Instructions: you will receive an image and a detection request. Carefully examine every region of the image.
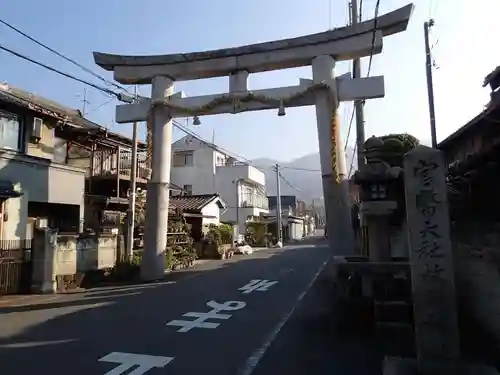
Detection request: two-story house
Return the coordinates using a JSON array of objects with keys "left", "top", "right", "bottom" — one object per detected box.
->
[
  {"left": 170, "top": 135, "right": 268, "bottom": 232},
  {"left": 0, "top": 83, "right": 92, "bottom": 241}
]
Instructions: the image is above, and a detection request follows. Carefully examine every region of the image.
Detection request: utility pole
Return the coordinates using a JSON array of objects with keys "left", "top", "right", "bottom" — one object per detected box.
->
[
  {"left": 351, "top": 0, "right": 366, "bottom": 168},
  {"left": 126, "top": 85, "right": 139, "bottom": 260},
  {"left": 275, "top": 164, "right": 282, "bottom": 244},
  {"left": 234, "top": 178, "right": 241, "bottom": 244},
  {"left": 424, "top": 19, "right": 438, "bottom": 148}
]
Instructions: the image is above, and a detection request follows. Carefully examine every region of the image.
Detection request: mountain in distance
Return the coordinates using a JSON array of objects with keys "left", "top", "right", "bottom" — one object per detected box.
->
[{"left": 253, "top": 146, "right": 356, "bottom": 204}]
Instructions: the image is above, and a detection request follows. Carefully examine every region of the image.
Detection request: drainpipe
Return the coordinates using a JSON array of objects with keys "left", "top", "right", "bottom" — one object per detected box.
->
[
  {"left": 234, "top": 179, "right": 240, "bottom": 242},
  {"left": 0, "top": 200, "right": 4, "bottom": 240}
]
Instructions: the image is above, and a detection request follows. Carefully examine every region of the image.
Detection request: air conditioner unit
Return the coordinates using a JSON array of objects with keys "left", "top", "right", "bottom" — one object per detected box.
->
[
  {"left": 31, "top": 117, "right": 43, "bottom": 143},
  {"left": 35, "top": 217, "right": 48, "bottom": 229}
]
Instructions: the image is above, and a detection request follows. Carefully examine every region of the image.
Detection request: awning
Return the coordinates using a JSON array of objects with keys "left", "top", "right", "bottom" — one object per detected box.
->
[{"left": 0, "top": 180, "right": 22, "bottom": 199}]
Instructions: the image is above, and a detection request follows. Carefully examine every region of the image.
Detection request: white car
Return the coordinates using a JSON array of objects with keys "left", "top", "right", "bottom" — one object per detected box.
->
[{"left": 236, "top": 245, "right": 253, "bottom": 255}]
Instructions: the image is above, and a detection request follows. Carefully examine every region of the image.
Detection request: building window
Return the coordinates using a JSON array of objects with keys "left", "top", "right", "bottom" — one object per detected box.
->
[
  {"left": 183, "top": 184, "right": 193, "bottom": 196},
  {"left": 0, "top": 110, "right": 21, "bottom": 151},
  {"left": 173, "top": 152, "right": 194, "bottom": 167},
  {"left": 216, "top": 155, "right": 226, "bottom": 166}
]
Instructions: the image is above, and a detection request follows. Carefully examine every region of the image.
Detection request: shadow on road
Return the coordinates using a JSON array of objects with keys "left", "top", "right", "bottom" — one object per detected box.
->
[
  {"left": 249, "top": 252, "right": 383, "bottom": 375},
  {"left": 0, "top": 243, "right": 332, "bottom": 373},
  {"left": 0, "top": 237, "right": 382, "bottom": 375}
]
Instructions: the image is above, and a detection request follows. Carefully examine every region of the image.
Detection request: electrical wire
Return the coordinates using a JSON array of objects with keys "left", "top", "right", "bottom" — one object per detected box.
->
[
  {"left": 348, "top": 142, "right": 358, "bottom": 178},
  {"left": 344, "top": 101, "right": 356, "bottom": 152},
  {"left": 365, "top": 0, "right": 381, "bottom": 79},
  {"left": 346, "top": 0, "right": 381, "bottom": 176},
  {"left": 171, "top": 120, "right": 324, "bottom": 175},
  {"left": 280, "top": 166, "right": 321, "bottom": 173},
  {"left": 0, "top": 18, "right": 128, "bottom": 93},
  {"left": 0, "top": 44, "right": 120, "bottom": 99},
  {"left": 88, "top": 97, "right": 116, "bottom": 113},
  {"left": 0, "top": 40, "right": 320, "bottom": 176},
  {"left": 0, "top": 26, "right": 329, "bottom": 177},
  {"left": 279, "top": 172, "right": 301, "bottom": 193},
  {"left": 171, "top": 119, "right": 270, "bottom": 171}
]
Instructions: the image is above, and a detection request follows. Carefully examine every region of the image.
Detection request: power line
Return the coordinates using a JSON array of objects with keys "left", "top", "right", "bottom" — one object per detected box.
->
[
  {"left": 344, "top": 101, "right": 356, "bottom": 152},
  {"left": 365, "top": 0, "right": 381, "bottom": 79},
  {"left": 171, "top": 119, "right": 269, "bottom": 170},
  {"left": 0, "top": 31, "right": 324, "bottom": 176},
  {"left": 348, "top": 142, "right": 358, "bottom": 178},
  {"left": 0, "top": 18, "right": 128, "bottom": 93},
  {"left": 279, "top": 172, "right": 301, "bottom": 193},
  {"left": 88, "top": 97, "right": 116, "bottom": 113},
  {"left": 280, "top": 166, "right": 321, "bottom": 173},
  {"left": 346, "top": 0, "right": 381, "bottom": 175},
  {"left": 0, "top": 44, "right": 116, "bottom": 98},
  {"left": 171, "top": 120, "right": 324, "bottom": 175},
  {"left": 0, "top": 44, "right": 136, "bottom": 103}
]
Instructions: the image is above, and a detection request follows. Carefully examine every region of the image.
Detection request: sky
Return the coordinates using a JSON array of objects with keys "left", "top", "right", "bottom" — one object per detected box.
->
[{"left": 1, "top": 0, "right": 499, "bottom": 163}]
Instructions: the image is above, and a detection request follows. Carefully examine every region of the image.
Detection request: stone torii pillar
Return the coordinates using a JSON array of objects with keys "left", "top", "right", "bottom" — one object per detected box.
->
[
  {"left": 312, "top": 55, "right": 355, "bottom": 255},
  {"left": 141, "top": 76, "right": 174, "bottom": 281}
]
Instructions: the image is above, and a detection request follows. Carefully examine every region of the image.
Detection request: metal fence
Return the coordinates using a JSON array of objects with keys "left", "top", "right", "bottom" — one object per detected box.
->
[{"left": 0, "top": 239, "right": 33, "bottom": 295}]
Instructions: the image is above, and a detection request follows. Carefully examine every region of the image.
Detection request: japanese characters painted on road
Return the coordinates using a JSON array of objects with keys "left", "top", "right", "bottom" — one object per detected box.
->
[
  {"left": 99, "top": 352, "right": 174, "bottom": 375},
  {"left": 166, "top": 300, "right": 246, "bottom": 332},
  {"left": 403, "top": 146, "right": 460, "bottom": 373},
  {"left": 239, "top": 279, "right": 278, "bottom": 294}
]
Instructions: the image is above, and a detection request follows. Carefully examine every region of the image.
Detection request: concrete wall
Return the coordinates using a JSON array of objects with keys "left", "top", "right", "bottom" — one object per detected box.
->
[
  {"left": 24, "top": 113, "right": 67, "bottom": 162},
  {"left": 32, "top": 230, "right": 119, "bottom": 293},
  {"left": 170, "top": 139, "right": 268, "bottom": 228},
  {"left": 216, "top": 164, "right": 266, "bottom": 187},
  {"left": 56, "top": 233, "right": 118, "bottom": 273},
  {"left": 171, "top": 147, "right": 217, "bottom": 194},
  {"left": 201, "top": 202, "right": 222, "bottom": 226},
  {"left": 289, "top": 220, "right": 304, "bottom": 240},
  {"left": 0, "top": 151, "right": 85, "bottom": 240}
]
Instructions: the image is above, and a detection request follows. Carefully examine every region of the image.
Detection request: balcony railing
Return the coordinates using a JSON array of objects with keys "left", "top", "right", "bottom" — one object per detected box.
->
[
  {"left": 91, "top": 149, "right": 151, "bottom": 181},
  {"left": 240, "top": 192, "right": 268, "bottom": 210}
]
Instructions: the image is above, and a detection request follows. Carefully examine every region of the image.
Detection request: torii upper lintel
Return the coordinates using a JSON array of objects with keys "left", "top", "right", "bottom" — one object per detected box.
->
[{"left": 93, "top": 4, "right": 414, "bottom": 84}]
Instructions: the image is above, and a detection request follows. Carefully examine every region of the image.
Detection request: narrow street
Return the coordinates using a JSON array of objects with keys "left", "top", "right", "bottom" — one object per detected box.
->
[{"left": 0, "top": 237, "right": 378, "bottom": 375}]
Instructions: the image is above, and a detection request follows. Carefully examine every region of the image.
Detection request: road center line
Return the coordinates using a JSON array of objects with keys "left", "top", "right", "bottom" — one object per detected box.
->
[{"left": 236, "top": 253, "right": 330, "bottom": 375}]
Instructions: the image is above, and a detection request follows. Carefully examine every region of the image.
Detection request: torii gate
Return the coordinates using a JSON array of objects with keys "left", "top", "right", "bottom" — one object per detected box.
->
[{"left": 93, "top": 3, "right": 414, "bottom": 281}]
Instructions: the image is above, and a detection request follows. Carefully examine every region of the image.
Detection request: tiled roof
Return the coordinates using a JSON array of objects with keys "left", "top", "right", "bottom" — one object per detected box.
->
[
  {"left": 0, "top": 84, "right": 99, "bottom": 129},
  {"left": 169, "top": 194, "right": 224, "bottom": 212},
  {"left": 0, "top": 83, "right": 146, "bottom": 149}
]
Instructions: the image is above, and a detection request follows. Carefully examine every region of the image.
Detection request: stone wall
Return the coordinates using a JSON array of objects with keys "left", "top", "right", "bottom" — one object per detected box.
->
[
  {"left": 31, "top": 230, "right": 119, "bottom": 293},
  {"left": 55, "top": 233, "right": 118, "bottom": 274}
]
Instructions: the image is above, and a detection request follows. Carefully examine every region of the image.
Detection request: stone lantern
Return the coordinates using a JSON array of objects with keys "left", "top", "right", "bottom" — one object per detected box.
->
[{"left": 353, "top": 136, "right": 404, "bottom": 262}]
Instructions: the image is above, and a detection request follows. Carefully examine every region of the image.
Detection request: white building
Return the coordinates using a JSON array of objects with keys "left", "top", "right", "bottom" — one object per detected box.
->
[{"left": 170, "top": 136, "right": 268, "bottom": 233}]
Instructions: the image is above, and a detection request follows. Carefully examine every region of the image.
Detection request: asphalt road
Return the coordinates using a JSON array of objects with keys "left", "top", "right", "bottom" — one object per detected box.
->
[{"left": 0, "top": 240, "right": 334, "bottom": 375}]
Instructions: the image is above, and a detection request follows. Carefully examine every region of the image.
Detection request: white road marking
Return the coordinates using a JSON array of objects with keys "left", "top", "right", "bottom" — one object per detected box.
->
[
  {"left": 166, "top": 300, "right": 246, "bottom": 332},
  {"left": 236, "top": 256, "right": 330, "bottom": 375},
  {"left": 99, "top": 352, "right": 173, "bottom": 375},
  {"left": 239, "top": 279, "right": 278, "bottom": 294}
]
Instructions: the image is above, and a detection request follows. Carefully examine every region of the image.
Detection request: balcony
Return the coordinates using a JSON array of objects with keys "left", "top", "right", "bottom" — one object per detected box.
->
[
  {"left": 240, "top": 192, "right": 269, "bottom": 210},
  {"left": 90, "top": 149, "right": 151, "bottom": 183},
  {"left": 216, "top": 161, "right": 266, "bottom": 186}
]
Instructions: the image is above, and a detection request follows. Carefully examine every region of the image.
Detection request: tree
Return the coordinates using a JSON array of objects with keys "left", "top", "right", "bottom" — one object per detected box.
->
[
  {"left": 379, "top": 133, "right": 420, "bottom": 154},
  {"left": 134, "top": 188, "right": 147, "bottom": 226}
]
